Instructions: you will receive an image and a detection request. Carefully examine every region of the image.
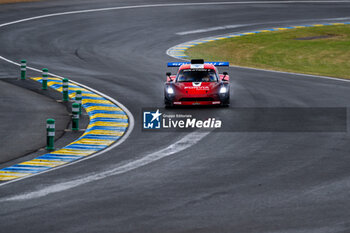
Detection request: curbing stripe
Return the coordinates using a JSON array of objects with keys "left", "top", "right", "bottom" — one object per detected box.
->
[
  {"left": 77, "top": 139, "right": 115, "bottom": 145},
  {"left": 36, "top": 155, "right": 81, "bottom": 162},
  {"left": 83, "top": 130, "right": 124, "bottom": 136},
  {"left": 87, "top": 110, "right": 126, "bottom": 115},
  {"left": 89, "top": 117, "right": 129, "bottom": 123},
  {"left": 0, "top": 76, "right": 129, "bottom": 181},
  {"left": 0, "top": 171, "right": 29, "bottom": 177},
  {"left": 65, "top": 144, "right": 108, "bottom": 150},
  {"left": 85, "top": 126, "right": 127, "bottom": 131},
  {"left": 88, "top": 122, "right": 128, "bottom": 127},
  {"left": 2, "top": 168, "right": 44, "bottom": 173},
  {"left": 81, "top": 135, "right": 120, "bottom": 140},
  {"left": 90, "top": 113, "right": 128, "bottom": 119},
  {"left": 85, "top": 106, "right": 122, "bottom": 111},
  {"left": 84, "top": 103, "right": 116, "bottom": 107}
]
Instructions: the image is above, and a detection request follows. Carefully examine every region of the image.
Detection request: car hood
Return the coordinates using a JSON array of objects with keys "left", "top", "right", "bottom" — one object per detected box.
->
[{"left": 174, "top": 82, "right": 220, "bottom": 94}]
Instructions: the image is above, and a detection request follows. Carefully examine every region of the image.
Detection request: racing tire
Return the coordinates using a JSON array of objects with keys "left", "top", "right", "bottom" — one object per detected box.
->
[
  {"left": 164, "top": 98, "right": 173, "bottom": 108},
  {"left": 221, "top": 95, "right": 230, "bottom": 107}
]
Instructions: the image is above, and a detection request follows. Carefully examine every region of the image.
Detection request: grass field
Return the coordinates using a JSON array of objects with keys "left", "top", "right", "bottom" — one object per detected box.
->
[{"left": 186, "top": 25, "right": 350, "bottom": 79}]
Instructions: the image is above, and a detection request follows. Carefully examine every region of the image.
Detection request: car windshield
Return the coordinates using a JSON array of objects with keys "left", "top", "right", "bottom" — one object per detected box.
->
[{"left": 177, "top": 69, "right": 218, "bottom": 82}]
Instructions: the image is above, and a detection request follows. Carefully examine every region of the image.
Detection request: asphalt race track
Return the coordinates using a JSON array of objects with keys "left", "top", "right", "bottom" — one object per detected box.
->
[
  {"left": 0, "top": 79, "right": 69, "bottom": 164},
  {"left": 1, "top": 0, "right": 350, "bottom": 232}
]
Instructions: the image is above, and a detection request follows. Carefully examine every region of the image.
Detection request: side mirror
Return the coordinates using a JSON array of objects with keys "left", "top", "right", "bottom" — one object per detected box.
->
[
  {"left": 222, "top": 72, "right": 228, "bottom": 81},
  {"left": 166, "top": 72, "right": 173, "bottom": 82}
]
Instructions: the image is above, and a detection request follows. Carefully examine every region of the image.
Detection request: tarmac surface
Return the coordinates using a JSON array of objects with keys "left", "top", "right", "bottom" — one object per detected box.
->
[
  {"left": 0, "top": 78, "right": 69, "bottom": 164},
  {"left": 1, "top": 0, "right": 350, "bottom": 232}
]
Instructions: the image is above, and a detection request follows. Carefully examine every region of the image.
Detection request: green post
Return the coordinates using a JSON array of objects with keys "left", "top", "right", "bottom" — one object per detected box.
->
[
  {"left": 42, "top": 68, "right": 48, "bottom": 90},
  {"left": 20, "top": 60, "right": 26, "bottom": 80},
  {"left": 75, "top": 90, "right": 82, "bottom": 115},
  {"left": 72, "top": 103, "right": 79, "bottom": 131},
  {"left": 46, "top": 119, "right": 55, "bottom": 151},
  {"left": 62, "top": 78, "right": 69, "bottom": 102}
]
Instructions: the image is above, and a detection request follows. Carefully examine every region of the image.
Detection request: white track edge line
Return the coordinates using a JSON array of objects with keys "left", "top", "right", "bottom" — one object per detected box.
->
[
  {"left": 1, "top": 2, "right": 350, "bottom": 29},
  {"left": 2, "top": 131, "right": 211, "bottom": 201}
]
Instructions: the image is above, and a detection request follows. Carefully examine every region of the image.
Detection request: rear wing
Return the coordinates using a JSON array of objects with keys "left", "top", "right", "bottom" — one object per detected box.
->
[{"left": 167, "top": 62, "right": 229, "bottom": 67}]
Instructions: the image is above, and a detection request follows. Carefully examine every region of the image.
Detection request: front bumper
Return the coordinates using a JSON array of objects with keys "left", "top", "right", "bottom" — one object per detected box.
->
[
  {"left": 172, "top": 100, "right": 221, "bottom": 105},
  {"left": 164, "top": 86, "right": 230, "bottom": 106}
]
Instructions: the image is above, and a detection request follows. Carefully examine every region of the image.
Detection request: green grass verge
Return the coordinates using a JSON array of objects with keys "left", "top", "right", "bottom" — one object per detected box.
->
[{"left": 186, "top": 25, "right": 350, "bottom": 79}]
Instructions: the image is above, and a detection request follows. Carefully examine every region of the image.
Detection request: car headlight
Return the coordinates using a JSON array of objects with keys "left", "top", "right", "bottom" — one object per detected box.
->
[
  {"left": 219, "top": 86, "right": 228, "bottom": 94},
  {"left": 167, "top": 86, "right": 174, "bottom": 94}
]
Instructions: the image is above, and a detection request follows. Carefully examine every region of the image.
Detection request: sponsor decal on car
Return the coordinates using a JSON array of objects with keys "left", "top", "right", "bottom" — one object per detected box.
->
[{"left": 184, "top": 86, "right": 209, "bottom": 89}]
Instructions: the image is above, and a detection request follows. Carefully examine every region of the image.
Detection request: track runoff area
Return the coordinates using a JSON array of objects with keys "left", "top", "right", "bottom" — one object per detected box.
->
[{"left": 167, "top": 22, "right": 350, "bottom": 62}]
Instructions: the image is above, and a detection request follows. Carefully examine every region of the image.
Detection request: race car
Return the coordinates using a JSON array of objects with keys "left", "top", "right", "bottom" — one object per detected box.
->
[{"left": 164, "top": 59, "right": 230, "bottom": 107}]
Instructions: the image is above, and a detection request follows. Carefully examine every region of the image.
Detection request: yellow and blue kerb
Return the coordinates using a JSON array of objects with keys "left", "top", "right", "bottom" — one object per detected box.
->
[
  {"left": 167, "top": 22, "right": 350, "bottom": 59},
  {"left": 0, "top": 77, "right": 128, "bottom": 181}
]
